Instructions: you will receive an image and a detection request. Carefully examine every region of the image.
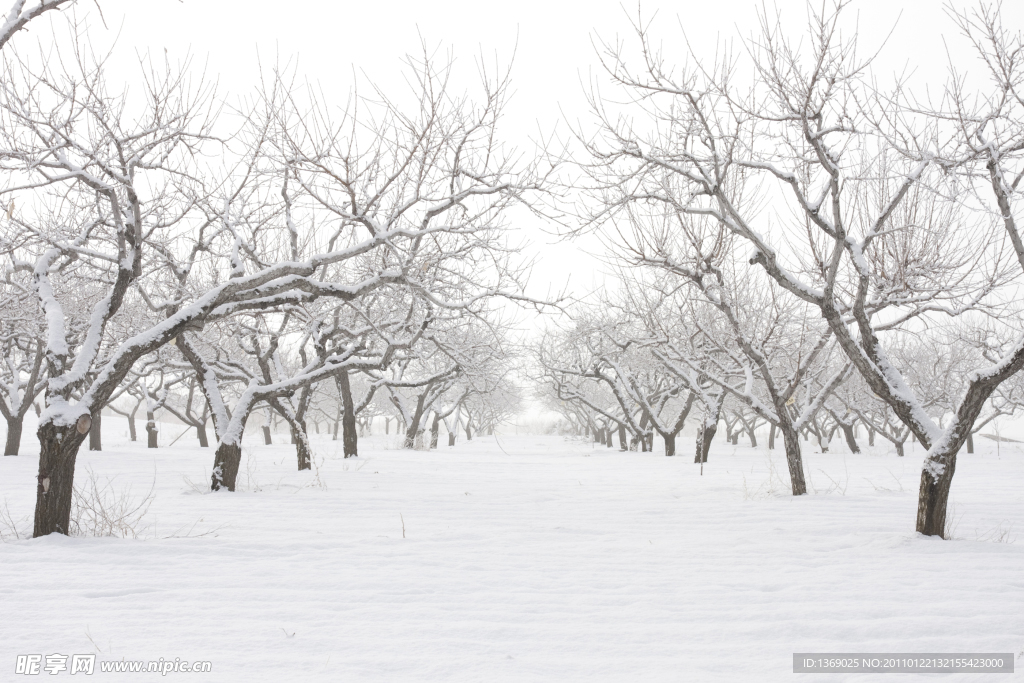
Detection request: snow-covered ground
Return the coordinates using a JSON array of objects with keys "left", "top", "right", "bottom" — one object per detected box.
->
[{"left": 2, "top": 421, "right": 1023, "bottom": 681}]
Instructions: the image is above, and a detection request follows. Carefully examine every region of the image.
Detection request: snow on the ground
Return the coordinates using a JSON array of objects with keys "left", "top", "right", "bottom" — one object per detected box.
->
[{"left": 1, "top": 425, "right": 1023, "bottom": 682}]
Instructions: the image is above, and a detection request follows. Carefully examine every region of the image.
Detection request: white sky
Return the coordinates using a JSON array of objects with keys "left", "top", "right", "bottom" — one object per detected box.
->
[{"left": 33, "top": 0, "right": 1024, "bottom": 331}]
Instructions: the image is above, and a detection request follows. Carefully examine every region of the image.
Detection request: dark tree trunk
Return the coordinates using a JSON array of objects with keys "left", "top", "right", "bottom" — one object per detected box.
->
[
  {"left": 465, "top": 423, "right": 472, "bottom": 441},
  {"left": 127, "top": 413, "right": 137, "bottom": 442},
  {"left": 448, "top": 430, "right": 456, "bottom": 446},
  {"left": 663, "top": 432, "right": 676, "bottom": 457},
  {"left": 868, "top": 428, "right": 875, "bottom": 446},
  {"left": 196, "top": 421, "right": 210, "bottom": 448},
  {"left": 768, "top": 423, "right": 776, "bottom": 450},
  {"left": 731, "top": 432, "right": 739, "bottom": 445},
  {"left": 89, "top": 410, "right": 102, "bottom": 451},
  {"left": 966, "top": 432, "right": 974, "bottom": 454},
  {"left": 618, "top": 423, "right": 627, "bottom": 451},
  {"left": 33, "top": 421, "right": 88, "bottom": 536},
  {"left": 338, "top": 371, "right": 358, "bottom": 458},
  {"left": 292, "top": 422, "right": 311, "bottom": 471},
  {"left": 262, "top": 425, "right": 272, "bottom": 445},
  {"left": 146, "top": 411, "right": 158, "bottom": 448},
  {"left": 895, "top": 441, "right": 905, "bottom": 457},
  {"left": 779, "top": 422, "right": 808, "bottom": 496},
  {"left": 405, "top": 394, "right": 429, "bottom": 450},
  {"left": 4, "top": 416, "right": 23, "bottom": 455},
  {"left": 695, "top": 422, "right": 717, "bottom": 463},
  {"left": 211, "top": 442, "right": 243, "bottom": 491},
  {"left": 917, "top": 451, "right": 958, "bottom": 537},
  {"left": 841, "top": 423, "right": 860, "bottom": 454},
  {"left": 746, "top": 426, "right": 757, "bottom": 448}
]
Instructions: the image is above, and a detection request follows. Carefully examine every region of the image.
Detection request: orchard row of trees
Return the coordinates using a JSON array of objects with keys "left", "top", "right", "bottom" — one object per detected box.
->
[
  {"left": 0, "top": 3, "right": 542, "bottom": 536},
  {"left": 531, "top": 0, "right": 1024, "bottom": 538}
]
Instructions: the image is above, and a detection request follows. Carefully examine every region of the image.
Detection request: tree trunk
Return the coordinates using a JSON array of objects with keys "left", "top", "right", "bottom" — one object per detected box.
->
[
  {"left": 146, "top": 411, "right": 158, "bottom": 448},
  {"left": 292, "top": 422, "right": 311, "bottom": 471},
  {"left": 89, "top": 410, "right": 102, "bottom": 451},
  {"left": 211, "top": 441, "right": 243, "bottom": 491},
  {"left": 448, "top": 430, "right": 456, "bottom": 446},
  {"left": 731, "top": 432, "right": 739, "bottom": 445},
  {"left": 966, "top": 432, "right": 974, "bottom": 454},
  {"left": 262, "top": 425, "right": 272, "bottom": 445},
  {"left": 33, "top": 421, "right": 87, "bottom": 536},
  {"left": 663, "top": 432, "right": 676, "bottom": 457},
  {"left": 695, "top": 422, "right": 717, "bottom": 463},
  {"left": 895, "top": 441, "right": 905, "bottom": 457},
  {"left": 385, "top": 417, "right": 391, "bottom": 435},
  {"left": 768, "top": 423, "right": 776, "bottom": 450},
  {"left": 779, "top": 422, "right": 808, "bottom": 496},
  {"left": 196, "top": 421, "right": 210, "bottom": 448},
  {"left": 4, "top": 415, "right": 23, "bottom": 455},
  {"left": 465, "top": 423, "right": 472, "bottom": 441},
  {"left": 338, "top": 371, "right": 358, "bottom": 458},
  {"left": 816, "top": 428, "right": 829, "bottom": 453},
  {"left": 127, "top": 413, "right": 137, "bottom": 442},
  {"left": 868, "top": 428, "right": 875, "bottom": 446},
  {"left": 430, "top": 413, "right": 440, "bottom": 449},
  {"left": 841, "top": 423, "right": 860, "bottom": 454},
  {"left": 916, "top": 451, "right": 958, "bottom": 537},
  {"left": 618, "top": 423, "right": 627, "bottom": 451},
  {"left": 747, "top": 426, "right": 757, "bottom": 448}
]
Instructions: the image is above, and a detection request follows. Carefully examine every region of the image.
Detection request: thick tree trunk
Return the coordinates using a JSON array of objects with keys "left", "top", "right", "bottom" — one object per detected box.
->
[
  {"left": 731, "top": 432, "right": 739, "bottom": 445},
  {"left": 127, "top": 413, "right": 137, "bottom": 442},
  {"left": 89, "top": 410, "right": 102, "bottom": 451},
  {"left": 895, "top": 441, "right": 905, "bottom": 457},
  {"left": 146, "top": 410, "right": 158, "bottom": 448},
  {"left": 33, "top": 420, "right": 88, "bottom": 536},
  {"left": 663, "top": 432, "right": 676, "bottom": 457},
  {"left": 211, "top": 442, "right": 243, "bottom": 492},
  {"left": 4, "top": 416, "right": 23, "bottom": 455},
  {"left": 465, "top": 423, "right": 472, "bottom": 441},
  {"left": 841, "top": 424, "right": 859, "bottom": 454},
  {"left": 747, "top": 426, "right": 757, "bottom": 448},
  {"left": 695, "top": 422, "right": 717, "bottom": 463},
  {"left": 196, "top": 421, "right": 210, "bottom": 448},
  {"left": 779, "top": 422, "right": 807, "bottom": 496},
  {"left": 916, "top": 449, "right": 958, "bottom": 537},
  {"left": 618, "top": 423, "right": 627, "bottom": 451},
  {"left": 966, "top": 432, "right": 974, "bottom": 454},
  {"left": 338, "top": 371, "right": 358, "bottom": 458},
  {"left": 262, "top": 425, "right": 272, "bottom": 445},
  {"left": 768, "top": 423, "right": 776, "bottom": 450},
  {"left": 448, "top": 430, "right": 456, "bottom": 446}
]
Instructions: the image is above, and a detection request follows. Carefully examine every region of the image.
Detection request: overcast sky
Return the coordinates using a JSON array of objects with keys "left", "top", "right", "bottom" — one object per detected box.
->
[{"left": 43, "top": 0, "right": 1024, "bottom": 327}]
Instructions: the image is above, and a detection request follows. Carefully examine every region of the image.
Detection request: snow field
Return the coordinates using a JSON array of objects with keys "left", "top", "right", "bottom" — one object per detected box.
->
[{"left": 1, "top": 428, "right": 1023, "bottom": 682}]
